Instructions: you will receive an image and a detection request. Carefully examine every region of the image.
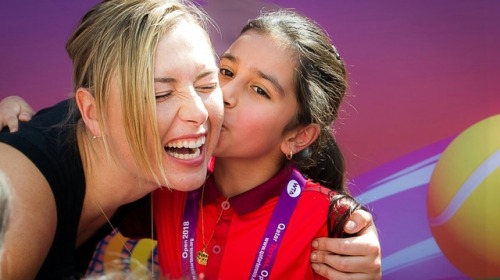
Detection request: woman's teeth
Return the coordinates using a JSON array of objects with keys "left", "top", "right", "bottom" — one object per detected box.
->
[{"left": 165, "top": 136, "right": 205, "bottom": 159}]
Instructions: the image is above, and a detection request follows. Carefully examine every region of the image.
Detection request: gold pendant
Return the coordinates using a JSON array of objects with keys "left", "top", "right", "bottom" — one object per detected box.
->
[{"left": 197, "top": 248, "right": 209, "bottom": 265}]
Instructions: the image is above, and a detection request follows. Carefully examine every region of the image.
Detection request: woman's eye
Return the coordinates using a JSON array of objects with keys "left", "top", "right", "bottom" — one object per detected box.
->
[
  {"left": 155, "top": 92, "right": 171, "bottom": 102},
  {"left": 219, "top": 68, "right": 234, "bottom": 78},
  {"left": 250, "top": 86, "right": 269, "bottom": 98},
  {"left": 196, "top": 83, "right": 219, "bottom": 93}
]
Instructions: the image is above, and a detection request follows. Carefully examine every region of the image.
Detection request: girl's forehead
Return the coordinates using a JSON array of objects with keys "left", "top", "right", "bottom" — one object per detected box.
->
[
  {"left": 224, "top": 31, "right": 297, "bottom": 97},
  {"left": 230, "top": 31, "right": 293, "bottom": 60}
]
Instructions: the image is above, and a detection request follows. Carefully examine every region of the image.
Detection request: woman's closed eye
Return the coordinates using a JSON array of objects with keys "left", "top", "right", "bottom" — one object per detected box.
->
[
  {"left": 196, "top": 83, "right": 219, "bottom": 94},
  {"left": 155, "top": 91, "right": 172, "bottom": 102}
]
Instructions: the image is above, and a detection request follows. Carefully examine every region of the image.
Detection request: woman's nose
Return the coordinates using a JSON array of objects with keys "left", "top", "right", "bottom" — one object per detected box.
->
[{"left": 179, "top": 91, "right": 209, "bottom": 125}]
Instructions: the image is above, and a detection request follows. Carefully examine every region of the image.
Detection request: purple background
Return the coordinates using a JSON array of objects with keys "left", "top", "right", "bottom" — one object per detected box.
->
[{"left": 1, "top": 1, "right": 499, "bottom": 278}]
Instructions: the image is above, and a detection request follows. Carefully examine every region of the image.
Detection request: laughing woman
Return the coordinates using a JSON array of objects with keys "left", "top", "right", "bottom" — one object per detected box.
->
[{"left": 0, "top": 0, "right": 223, "bottom": 278}]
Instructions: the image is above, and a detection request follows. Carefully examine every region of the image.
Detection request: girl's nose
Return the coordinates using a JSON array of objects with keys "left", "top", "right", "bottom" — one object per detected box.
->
[{"left": 221, "top": 81, "right": 237, "bottom": 109}]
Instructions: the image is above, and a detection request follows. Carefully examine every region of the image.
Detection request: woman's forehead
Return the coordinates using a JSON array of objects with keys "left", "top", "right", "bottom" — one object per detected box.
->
[{"left": 154, "top": 21, "right": 217, "bottom": 79}]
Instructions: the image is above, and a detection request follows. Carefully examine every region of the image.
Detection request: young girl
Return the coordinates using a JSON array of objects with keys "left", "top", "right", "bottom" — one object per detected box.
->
[{"left": 153, "top": 10, "right": 366, "bottom": 279}]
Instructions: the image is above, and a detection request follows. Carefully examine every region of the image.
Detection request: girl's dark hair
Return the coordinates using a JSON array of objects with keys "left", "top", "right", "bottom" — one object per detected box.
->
[
  {"left": 241, "top": 10, "right": 368, "bottom": 237},
  {"left": 241, "top": 10, "right": 346, "bottom": 192}
]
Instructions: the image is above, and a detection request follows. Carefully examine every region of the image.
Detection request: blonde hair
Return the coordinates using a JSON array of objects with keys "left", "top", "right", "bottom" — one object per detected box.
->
[{"left": 66, "top": 0, "right": 214, "bottom": 186}]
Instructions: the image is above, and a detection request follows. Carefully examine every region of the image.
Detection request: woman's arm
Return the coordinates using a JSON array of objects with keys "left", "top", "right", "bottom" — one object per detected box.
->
[
  {"left": 311, "top": 210, "right": 381, "bottom": 279},
  {"left": 0, "top": 143, "right": 57, "bottom": 279},
  {"left": 0, "top": 96, "right": 35, "bottom": 132}
]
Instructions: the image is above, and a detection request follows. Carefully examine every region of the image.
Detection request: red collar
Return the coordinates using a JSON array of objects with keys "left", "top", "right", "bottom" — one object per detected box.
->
[{"left": 203, "top": 164, "right": 294, "bottom": 215}]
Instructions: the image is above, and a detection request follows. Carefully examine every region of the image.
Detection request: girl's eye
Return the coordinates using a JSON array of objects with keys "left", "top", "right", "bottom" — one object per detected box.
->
[
  {"left": 250, "top": 85, "right": 269, "bottom": 98},
  {"left": 155, "top": 92, "right": 171, "bottom": 102},
  {"left": 219, "top": 68, "right": 234, "bottom": 78}
]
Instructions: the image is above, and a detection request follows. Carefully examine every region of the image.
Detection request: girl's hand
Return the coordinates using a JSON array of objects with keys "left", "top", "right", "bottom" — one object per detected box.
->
[
  {"left": 0, "top": 96, "right": 35, "bottom": 132},
  {"left": 311, "top": 210, "right": 381, "bottom": 279}
]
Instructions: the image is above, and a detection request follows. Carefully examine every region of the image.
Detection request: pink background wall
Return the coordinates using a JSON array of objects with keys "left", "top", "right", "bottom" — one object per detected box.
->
[{"left": 1, "top": 1, "right": 499, "bottom": 278}]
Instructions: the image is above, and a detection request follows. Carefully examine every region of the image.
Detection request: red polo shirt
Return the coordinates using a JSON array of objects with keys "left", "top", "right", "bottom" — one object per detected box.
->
[{"left": 154, "top": 165, "right": 330, "bottom": 280}]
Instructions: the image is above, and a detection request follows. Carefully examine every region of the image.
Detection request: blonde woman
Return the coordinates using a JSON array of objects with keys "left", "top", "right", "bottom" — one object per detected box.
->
[{"left": 0, "top": 0, "right": 223, "bottom": 278}]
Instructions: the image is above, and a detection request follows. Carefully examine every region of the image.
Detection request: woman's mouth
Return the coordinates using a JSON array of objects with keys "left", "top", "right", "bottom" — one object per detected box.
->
[{"left": 165, "top": 136, "right": 205, "bottom": 160}]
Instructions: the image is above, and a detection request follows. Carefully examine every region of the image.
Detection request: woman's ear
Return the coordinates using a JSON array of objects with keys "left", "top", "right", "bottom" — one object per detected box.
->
[
  {"left": 281, "top": 123, "right": 320, "bottom": 156},
  {"left": 75, "top": 88, "right": 101, "bottom": 138}
]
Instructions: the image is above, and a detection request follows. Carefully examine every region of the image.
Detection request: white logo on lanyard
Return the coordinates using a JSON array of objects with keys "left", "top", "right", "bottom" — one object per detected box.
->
[{"left": 287, "top": 179, "right": 301, "bottom": 198}]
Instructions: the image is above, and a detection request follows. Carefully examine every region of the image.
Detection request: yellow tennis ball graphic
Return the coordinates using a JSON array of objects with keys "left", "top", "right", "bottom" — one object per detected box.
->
[{"left": 427, "top": 115, "right": 500, "bottom": 278}]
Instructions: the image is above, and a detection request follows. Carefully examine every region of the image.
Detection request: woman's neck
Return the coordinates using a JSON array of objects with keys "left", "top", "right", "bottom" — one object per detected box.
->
[
  {"left": 212, "top": 157, "right": 285, "bottom": 198},
  {"left": 76, "top": 133, "right": 156, "bottom": 245},
  {"left": 78, "top": 133, "right": 155, "bottom": 213}
]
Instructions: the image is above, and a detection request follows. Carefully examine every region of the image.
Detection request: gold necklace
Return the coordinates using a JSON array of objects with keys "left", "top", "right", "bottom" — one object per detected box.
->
[
  {"left": 197, "top": 181, "right": 230, "bottom": 266},
  {"left": 92, "top": 195, "right": 131, "bottom": 252}
]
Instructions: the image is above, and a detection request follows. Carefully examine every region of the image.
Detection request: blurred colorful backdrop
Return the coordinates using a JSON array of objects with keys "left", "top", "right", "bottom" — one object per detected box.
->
[{"left": 1, "top": 1, "right": 499, "bottom": 279}]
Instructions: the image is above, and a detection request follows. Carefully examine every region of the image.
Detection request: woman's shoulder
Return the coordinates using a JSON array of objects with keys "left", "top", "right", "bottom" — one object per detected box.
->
[
  {"left": 0, "top": 99, "right": 82, "bottom": 188},
  {"left": 0, "top": 143, "right": 58, "bottom": 278},
  {"left": 0, "top": 142, "right": 50, "bottom": 190}
]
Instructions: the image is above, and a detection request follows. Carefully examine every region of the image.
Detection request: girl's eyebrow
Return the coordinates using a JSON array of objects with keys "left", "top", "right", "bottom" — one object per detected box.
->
[
  {"left": 221, "top": 52, "right": 285, "bottom": 96},
  {"left": 220, "top": 53, "right": 236, "bottom": 62}
]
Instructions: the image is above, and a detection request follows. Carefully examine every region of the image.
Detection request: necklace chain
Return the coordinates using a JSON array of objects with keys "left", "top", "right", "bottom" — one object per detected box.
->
[
  {"left": 198, "top": 177, "right": 229, "bottom": 265},
  {"left": 93, "top": 192, "right": 156, "bottom": 279},
  {"left": 92, "top": 195, "right": 133, "bottom": 254}
]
